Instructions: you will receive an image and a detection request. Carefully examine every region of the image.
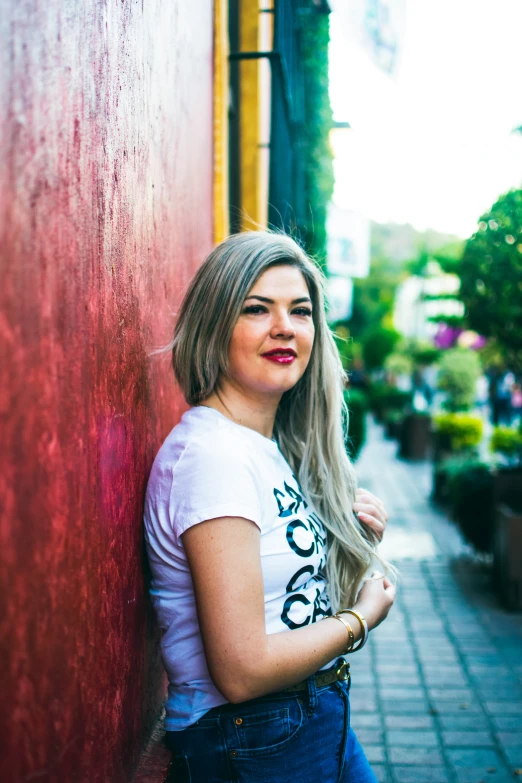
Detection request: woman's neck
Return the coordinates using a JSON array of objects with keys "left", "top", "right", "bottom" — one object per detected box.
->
[{"left": 202, "top": 384, "right": 281, "bottom": 440}]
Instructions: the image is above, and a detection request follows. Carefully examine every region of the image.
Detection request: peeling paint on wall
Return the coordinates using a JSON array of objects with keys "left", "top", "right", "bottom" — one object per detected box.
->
[{"left": 0, "top": 2, "right": 213, "bottom": 781}]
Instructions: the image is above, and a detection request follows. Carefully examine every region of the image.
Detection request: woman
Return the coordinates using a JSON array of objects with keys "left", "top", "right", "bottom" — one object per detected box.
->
[{"left": 144, "top": 231, "right": 397, "bottom": 783}]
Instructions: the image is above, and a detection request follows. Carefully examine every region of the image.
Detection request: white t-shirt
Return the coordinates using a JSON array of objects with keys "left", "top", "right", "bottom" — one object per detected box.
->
[{"left": 143, "top": 405, "right": 334, "bottom": 731}]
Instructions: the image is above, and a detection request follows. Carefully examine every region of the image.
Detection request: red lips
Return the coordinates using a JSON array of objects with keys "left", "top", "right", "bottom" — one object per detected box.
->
[
  {"left": 261, "top": 348, "right": 297, "bottom": 365},
  {"left": 261, "top": 348, "right": 297, "bottom": 357}
]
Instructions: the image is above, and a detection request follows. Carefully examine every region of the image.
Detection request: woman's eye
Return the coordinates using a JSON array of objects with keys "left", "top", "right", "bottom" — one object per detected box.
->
[{"left": 242, "top": 305, "right": 312, "bottom": 316}]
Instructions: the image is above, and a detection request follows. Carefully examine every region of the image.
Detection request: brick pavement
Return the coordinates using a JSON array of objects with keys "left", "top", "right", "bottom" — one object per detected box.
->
[{"left": 350, "top": 418, "right": 522, "bottom": 783}]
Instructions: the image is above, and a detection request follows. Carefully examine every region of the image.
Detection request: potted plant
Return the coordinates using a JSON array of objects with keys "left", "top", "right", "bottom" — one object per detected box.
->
[
  {"left": 398, "top": 411, "right": 432, "bottom": 460},
  {"left": 382, "top": 409, "right": 405, "bottom": 440},
  {"left": 432, "top": 412, "right": 483, "bottom": 463},
  {"left": 448, "top": 458, "right": 495, "bottom": 552},
  {"left": 367, "top": 382, "right": 412, "bottom": 424},
  {"left": 436, "top": 347, "right": 481, "bottom": 413},
  {"left": 495, "top": 503, "right": 522, "bottom": 610},
  {"left": 491, "top": 427, "right": 522, "bottom": 609}
]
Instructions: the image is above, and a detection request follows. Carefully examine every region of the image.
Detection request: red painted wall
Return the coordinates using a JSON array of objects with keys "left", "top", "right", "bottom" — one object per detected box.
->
[{"left": 0, "top": 2, "right": 213, "bottom": 781}]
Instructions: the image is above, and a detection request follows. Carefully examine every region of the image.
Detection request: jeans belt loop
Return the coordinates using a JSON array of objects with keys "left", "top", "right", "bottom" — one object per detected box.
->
[{"left": 306, "top": 672, "right": 318, "bottom": 717}]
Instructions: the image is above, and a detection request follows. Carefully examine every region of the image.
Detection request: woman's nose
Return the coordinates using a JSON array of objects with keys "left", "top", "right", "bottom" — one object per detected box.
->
[{"left": 270, "top": 311, "right": 295, "bottom": 338}]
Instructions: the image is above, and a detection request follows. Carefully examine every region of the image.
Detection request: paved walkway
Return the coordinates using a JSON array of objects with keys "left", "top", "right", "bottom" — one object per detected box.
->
[{"left": 350, "top": 418, "right": 522, "bottom": 783}]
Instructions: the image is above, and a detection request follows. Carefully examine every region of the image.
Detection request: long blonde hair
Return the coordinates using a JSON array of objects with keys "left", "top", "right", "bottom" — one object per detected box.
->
[{"left": 170, "top": 230, "right": 396, "bottom": 609}]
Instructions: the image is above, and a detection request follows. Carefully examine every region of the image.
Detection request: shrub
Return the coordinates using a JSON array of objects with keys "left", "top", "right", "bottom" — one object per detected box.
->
[
  {"left": 433, "top": 455, "right": 494, "bottom": 552},
  {"left": 450, "top": 460, "right": 495, "bottom": 552},
  {"left": 367, "top": 382, "right": 412, "bottom": 421},
  {"left": 344, "top": 388, "right": 368, "bottom": 461},
  {"left": 433, "top": 412, "right": 483, "bottom": 452},
  {"left": 490, "top": 426, "right": 522, "bottom": 463},
  {"left": 437, "top": 348, "right": 481, "bottom": 411}
]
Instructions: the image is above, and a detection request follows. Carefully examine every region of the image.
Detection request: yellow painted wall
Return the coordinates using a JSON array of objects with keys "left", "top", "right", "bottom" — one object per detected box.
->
[
  {"left": 213, "top": 0, "right": 230, "bottom": 243},
  {"left": 239, "top": 1, "right": 273, "bottom": 231}
]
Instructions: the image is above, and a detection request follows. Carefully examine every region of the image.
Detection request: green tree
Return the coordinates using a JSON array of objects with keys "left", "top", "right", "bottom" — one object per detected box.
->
[
  {"left": 362, "top": 326, "right": 401, "bottom": 371},
  {"left": 460, "top": 189, "right": 522, "bottom": 369},
  {"left": 437, "top": 348, "right": 481, "bottom": 411},
  {"left": 348, "top": 257, "right": 403, "bottom": 338}
]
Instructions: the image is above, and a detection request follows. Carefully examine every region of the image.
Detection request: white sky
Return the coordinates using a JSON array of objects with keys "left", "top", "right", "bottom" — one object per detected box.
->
[{"left": 329, "top": 0, "right": 522, "bottom": 238}]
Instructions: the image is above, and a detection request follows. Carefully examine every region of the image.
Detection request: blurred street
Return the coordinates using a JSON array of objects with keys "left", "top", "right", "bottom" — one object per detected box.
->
[{"left": 350, "top": 418, "right": 522, "bottom": 783}]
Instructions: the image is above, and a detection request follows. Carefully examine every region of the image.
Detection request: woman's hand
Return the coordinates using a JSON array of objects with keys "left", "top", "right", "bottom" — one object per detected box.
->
[
  {"left": 353, "top": 488, "right": 388, "bottom": 541},
  {"left": 353, "top": 573, "right": 396, "bottom": 631}
]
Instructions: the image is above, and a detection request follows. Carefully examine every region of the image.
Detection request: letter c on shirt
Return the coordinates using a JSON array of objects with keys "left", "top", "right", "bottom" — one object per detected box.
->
[
  {"left": 286, "top": 519, "right": 314, "bottom": 558},
  {"left": 281, "top": 593, "right": 311, "bottom": 629}
]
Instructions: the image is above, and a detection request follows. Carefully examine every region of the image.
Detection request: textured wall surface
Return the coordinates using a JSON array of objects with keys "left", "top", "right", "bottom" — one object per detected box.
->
[{"left": 0, "top": 2, "right": 213, "bottom": 781}]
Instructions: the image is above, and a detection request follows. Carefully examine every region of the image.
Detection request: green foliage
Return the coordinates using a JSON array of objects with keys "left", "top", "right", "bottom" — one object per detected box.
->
[
  {"left": 437, "top": 348, "right": 481, "bottom": 411},
  {"left": 420, "top": 292, "right": 462, "bottom": 302},
  {"left": 370, "top": 223, "right": 462, "bottom": 267},
  {"left": 427, "top": 314, "right": 466, "bottom": 329},
  {"left": 384, "top": 352, "right": 413, "bottom": 377},
  {"left": 344, "top": 225, "right": 463, "bottom": 360},
  {"left": 362, "top": 326, "right": 401, "bottom": 371},
  {"left": 490, "top": 427, "right": 522, "bottom": 462},
  {"left": 460, "top": 189, "right": 522, "bottom": 370},
  {"left": 412, "top": 345, "right": 441, "bottom": 366},
  {"left": 433, "top": 412, "right": 483, "bottom": 451},
  {"left": 432, "top": 244, "right": 465, "bottom": 275},
  {"left": 382, "top": 408, "right": 405, "bottom": 425},
  {"left": 477, "top": 339, "right": 506, "bottom": 372},
  {"left": 367, "top": 382, "right": 412, "bottom": 420},
  {"left": 349, "top": 258, "right": 404, "bottom": 338},
  {"left": 344, "top": 388, "right": 368, "bottom": 461},
  {"left": 333, "top": 326, "right": 362, "bottom": 371},
  {"left": 301, "top": 14, "right": 334, "bottom": 267},
  {"left": 396, "top": 338, "right": 441, "bottom": 366},
  {"left": 407, "top": 241, "right": 464, "bottom": 277}
]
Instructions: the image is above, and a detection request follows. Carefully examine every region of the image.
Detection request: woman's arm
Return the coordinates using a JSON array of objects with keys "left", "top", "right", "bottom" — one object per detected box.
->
[{"left": 182, "top": 516, "right": 395, "bottom": 704}]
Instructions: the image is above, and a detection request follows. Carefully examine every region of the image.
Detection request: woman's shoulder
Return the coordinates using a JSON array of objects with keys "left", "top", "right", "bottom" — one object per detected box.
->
[
  {"left": 148, "top": 407, "right": 268, "bottom": 535},
  {"left": 154, "top": 406, "right": 258, "bottom": 475}
]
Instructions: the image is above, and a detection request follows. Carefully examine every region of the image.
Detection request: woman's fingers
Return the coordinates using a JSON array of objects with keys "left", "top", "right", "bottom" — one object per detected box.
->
[
  {"left": 353, "top": 501, "right": 386, "bottom": 539},
  {"left": 354, "top": 488, "right": 389, "bottom": 543},
  {"left": 355, "top": 517, "right": 385, "bottom": 540},
  {"left": 355, "top": 488, "right": 388, "bottom": 521}
]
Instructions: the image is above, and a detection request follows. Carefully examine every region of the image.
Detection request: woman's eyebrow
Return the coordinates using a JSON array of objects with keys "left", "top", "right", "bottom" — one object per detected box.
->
[{"left": 244, "top": 295, "right": 312, "bottom": 305}]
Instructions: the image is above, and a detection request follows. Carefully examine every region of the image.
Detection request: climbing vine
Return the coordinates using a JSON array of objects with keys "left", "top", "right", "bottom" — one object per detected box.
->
[{"left": 300, "top": 12, "right": 334, "bottom": 271}]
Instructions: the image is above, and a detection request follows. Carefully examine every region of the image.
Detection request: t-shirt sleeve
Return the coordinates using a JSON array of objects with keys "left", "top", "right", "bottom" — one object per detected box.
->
[{"left": 168, "top": 439, "right": 263, "bottom": 542}]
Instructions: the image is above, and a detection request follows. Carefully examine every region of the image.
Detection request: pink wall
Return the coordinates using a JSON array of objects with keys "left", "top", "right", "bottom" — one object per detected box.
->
[{"left": 0, "top": 2, "right": 213, "bottom": 781}]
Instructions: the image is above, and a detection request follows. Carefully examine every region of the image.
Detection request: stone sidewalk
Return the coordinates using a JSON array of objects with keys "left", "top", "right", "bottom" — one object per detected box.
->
[{"left": 350, "top": 418, "right": 522, "bottom": 783}]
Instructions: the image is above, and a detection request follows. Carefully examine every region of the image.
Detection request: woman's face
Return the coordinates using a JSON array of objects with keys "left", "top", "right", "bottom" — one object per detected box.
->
[{"left": 227, "top": 265, "right": 315, "bottom": 398}]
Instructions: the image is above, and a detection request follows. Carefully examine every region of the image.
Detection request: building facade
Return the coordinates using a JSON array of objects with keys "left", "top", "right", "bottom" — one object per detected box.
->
[{"left": 0, "top": 3, "right": 213, "bottom": 781}]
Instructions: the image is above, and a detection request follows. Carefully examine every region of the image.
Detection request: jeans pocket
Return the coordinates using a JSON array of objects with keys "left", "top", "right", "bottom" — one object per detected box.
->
[{"left": 227, "top": 696, "right": 305, "bottom": 758}]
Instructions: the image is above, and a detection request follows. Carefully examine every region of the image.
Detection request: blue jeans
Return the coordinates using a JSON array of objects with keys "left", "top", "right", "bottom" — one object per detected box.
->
[{"left": 165, "top": 659, "right": 378, "bottom": 783}]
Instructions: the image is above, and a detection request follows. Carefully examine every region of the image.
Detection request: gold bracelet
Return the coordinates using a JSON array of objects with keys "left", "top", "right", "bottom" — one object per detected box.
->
[
  {"left": 331, "top": 614, "right": 355, "bottom": 654},
  {"left": 337, "top": 608, "right": 369, "bottom": 652}
]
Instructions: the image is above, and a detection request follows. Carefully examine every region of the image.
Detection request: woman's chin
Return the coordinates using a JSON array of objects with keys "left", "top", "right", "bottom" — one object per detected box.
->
[{"left": 259, "top": 379, "right": 300, "bottom": 396}]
